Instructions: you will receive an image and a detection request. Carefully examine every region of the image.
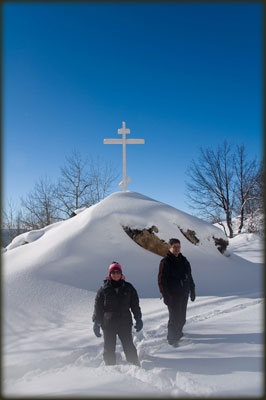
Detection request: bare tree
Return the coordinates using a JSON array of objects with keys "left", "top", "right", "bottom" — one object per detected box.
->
[
  {"left": 21, "top": 176, "right": 60, "bottom": 230},
  {"left": 3, "top": 198, "right": 26, "bottom": 244},
  {"left": 55, "top": 150, "right": 92, "bottom": 218},
  {"left": 252, "top": 159, "right": 264, "bottom": 211},
  {"left": 88, "top": 156, "right": 120, "bottom": 204},
  {"left": 233, "top": 145, "right": 259, "bottom": 233},
  {"left": 186, "top": 141, "right": 235, "bottom": 238},
  {"left": 55, "top": 151, "right": 119, "bottom": 218},
  {"left": 245, "top": 159, "right": 264, "bottom": 233}
]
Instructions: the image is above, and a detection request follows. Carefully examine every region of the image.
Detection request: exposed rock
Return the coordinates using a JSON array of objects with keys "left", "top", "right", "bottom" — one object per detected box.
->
[
  {"left": 150, "top": 225, "right": 159, "bottom": 233},
  {"left": 123, "top": 225, "right": 228, "bottom": 257},
  {"left": 122, "top": 226, "right": 168, "bottom": 257},
  {"left": 179, "top": 228, "right": 200, "bottom": 245},
  {"left": 213, "top": 237, "right": 229, "bottom": 254}
]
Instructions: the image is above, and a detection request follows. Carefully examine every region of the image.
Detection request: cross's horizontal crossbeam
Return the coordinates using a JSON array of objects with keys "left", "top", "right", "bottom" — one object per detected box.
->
[{"left": 104, "top": 139, "right": 145, "bottom": 144}]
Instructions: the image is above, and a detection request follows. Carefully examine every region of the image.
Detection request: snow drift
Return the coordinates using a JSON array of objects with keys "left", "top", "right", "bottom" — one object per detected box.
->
[
  {"left": 3, "top": 191, "right": 263, "bottom": 397},
  {"left": 4, "top": 191, "right": 261, "bottom": 297}
]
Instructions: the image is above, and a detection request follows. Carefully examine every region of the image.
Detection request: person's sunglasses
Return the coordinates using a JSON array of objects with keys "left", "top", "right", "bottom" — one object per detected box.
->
[{"left": 111, "top": 270, "right": 122, "bottom": 275}]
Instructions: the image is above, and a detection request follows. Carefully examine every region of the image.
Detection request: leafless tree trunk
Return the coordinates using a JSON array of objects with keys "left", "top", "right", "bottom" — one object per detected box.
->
[
  {"left": 233, "top": 145, "right": 259, "bottom": 233},
  {"left": 21, "top": 176, "right": 60, "bottom": 230},
  {"left": 252, "top": 159, "right": 264, "bottom": 211},
  {"left": 186, "top": 141, "right": 235, "bottom": 238}
]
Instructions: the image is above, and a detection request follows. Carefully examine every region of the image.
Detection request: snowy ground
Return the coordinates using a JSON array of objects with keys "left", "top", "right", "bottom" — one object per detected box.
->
[
  {"left": 2, "top": 192, "right": 264, "bottom": 397},
  {"left": 3, "top": 291, "right": 264, "bottom": 397},
  {"left": 3, "top": 251, "right": 264, "bottom": 398}
]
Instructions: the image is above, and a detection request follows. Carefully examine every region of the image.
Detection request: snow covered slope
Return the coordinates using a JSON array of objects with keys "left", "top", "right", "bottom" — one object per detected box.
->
[
  {"left": 214, "top": 213, "right": 264, "bottom": 264},
  {"left": 227, "top": 233, "right": 264, "bottom": 264},
  {"left": 4, "top": 191, "right": 261, "bottom": 297},
  {"left": 3, "top": 191, "right": 263, "bottom": 397}
]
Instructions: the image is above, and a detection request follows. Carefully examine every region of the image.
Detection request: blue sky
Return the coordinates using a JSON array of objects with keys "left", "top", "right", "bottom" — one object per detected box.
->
[{"left": 3, "top": 2, "right": 263, "bottom": 214}]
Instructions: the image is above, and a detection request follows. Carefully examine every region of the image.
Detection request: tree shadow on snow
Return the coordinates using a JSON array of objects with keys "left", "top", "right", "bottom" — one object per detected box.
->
[
  {"left": 144, "top": 354, "right": 262, "bottom": 375},
  {"left": 188, "top": 332, "right": 262, "bottom": 345},
  {"left": 142, "top": 331, "right": 263, "bottom": 375}
]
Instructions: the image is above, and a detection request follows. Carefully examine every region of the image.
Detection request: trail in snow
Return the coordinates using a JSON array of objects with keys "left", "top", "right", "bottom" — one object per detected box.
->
[{"left": 3, "top": 294, "right": 263, "bottom": 397}]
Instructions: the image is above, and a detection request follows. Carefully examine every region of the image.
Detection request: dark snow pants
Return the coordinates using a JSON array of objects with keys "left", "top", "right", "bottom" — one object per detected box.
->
[
  {"left": 103, "top": 323, "right": 139, "bottom": 366},
  {"left": 167, "top": 292, "right": 189, "bottom": 343}
]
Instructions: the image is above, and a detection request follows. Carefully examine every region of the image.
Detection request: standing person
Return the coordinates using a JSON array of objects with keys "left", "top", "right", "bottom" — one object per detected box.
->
[
  {"left": 92, "top": 262, "right": 143, "bottom": 366},
  {"left": 158, "top": 238, "right": 196, "bottom": 347}
]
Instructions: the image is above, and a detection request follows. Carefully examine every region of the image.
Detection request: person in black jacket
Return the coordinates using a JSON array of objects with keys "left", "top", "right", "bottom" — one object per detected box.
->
[
  {"left": 92, "top": 262, "right": 143, "bottom": 366},
  {"left": 158, "top": 238, "right": 196, "bottom": 347}
]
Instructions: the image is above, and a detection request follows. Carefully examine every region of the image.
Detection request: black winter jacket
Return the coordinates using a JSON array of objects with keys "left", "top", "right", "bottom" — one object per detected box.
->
[
  {"left": 92, "top": 279, "right": 142, "bottom": 328},
  {"left": 158, "top": 251, "right": 195, "bottom": 297}
]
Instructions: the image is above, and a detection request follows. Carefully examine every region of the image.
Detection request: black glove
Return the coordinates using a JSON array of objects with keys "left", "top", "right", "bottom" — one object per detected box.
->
[
  {"left": 134, "top": 317, "right": 143, "bottom": 332},
  {"left": 93, "top": 321, "right": 102, "bottom": 337},
  {"left": 190, "top": 287, "right": 196, "bottom": 302}
]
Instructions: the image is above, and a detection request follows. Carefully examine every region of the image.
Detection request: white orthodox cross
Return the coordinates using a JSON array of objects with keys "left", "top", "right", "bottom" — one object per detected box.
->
[{"left": 104, "top": 121, "right": 145, "bottom": 191}]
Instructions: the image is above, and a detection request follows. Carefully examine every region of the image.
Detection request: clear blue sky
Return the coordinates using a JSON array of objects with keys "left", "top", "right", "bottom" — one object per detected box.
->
[{"left": 3, "top": 2, "right": 263, "bottom": 214}]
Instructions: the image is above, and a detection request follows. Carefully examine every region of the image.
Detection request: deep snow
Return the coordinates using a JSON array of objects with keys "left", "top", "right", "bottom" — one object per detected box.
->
[
  {"left": 4, "top": 191, "right": 262, "bottom": 297},
  {"left": 2, "top": 191, "right": 264, "bottom": 397}
]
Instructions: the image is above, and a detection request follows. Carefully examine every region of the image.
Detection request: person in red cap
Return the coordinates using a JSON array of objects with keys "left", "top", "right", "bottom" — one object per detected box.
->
[{"left": 92, "top": 261, "right": 143, "bottom": 366}]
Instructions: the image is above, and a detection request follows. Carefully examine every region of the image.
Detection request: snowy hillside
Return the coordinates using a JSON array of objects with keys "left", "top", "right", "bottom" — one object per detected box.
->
[
  {"left": 4, "top": 191, "right": 261, "bottom": 296},
  {"left": 3, "top": 191, "right": 263, "bottom": 397},
  {"left": 214, "top": 213, "right": 264, "bottom": 264},
  {"left": 227, "top": 233, "right": 264, "bottom": 264}
]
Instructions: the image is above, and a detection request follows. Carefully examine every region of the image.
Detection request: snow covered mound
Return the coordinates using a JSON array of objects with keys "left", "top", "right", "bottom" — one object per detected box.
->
[
  {"left": 4, "top": 191, "right": 261, "bottom": 297},
  {"left": 3, "top": 192, "right": 263, "bottom": 398}
]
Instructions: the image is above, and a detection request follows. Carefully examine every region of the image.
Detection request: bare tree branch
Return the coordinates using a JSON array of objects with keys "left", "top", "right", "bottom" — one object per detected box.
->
[
  {"left": 186, "top": 141, "right": 235, "bottom": 237},
  {"left": 55, "top": 151, "right": 119, "bottom": 218},
  {"left": 21, "top": 176, "right": 60, "bottom": 230}
]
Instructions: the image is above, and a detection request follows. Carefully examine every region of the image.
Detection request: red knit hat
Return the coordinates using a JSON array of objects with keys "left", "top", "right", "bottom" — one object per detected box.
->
[
  {"left": 106, "top": 261, "right": 125, "bottom": 280},
  {"left": 109, "top": 262, "right": 122, "bottom": 274}
]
